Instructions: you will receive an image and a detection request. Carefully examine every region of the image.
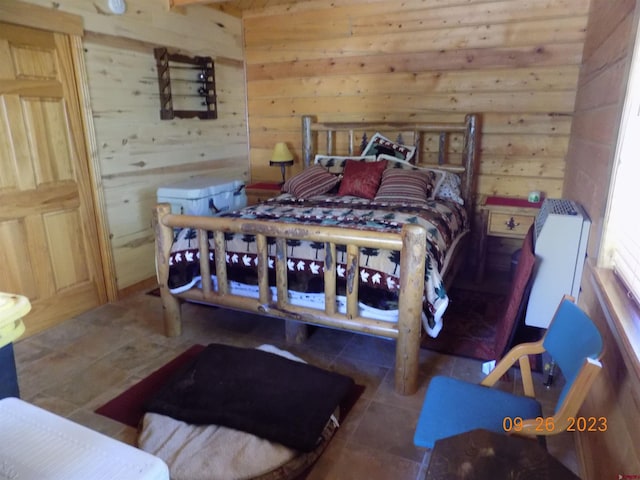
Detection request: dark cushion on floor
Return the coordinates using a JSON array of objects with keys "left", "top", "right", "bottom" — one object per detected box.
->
[{"left": 144, "top": 343, "right": 354, "bottom": 452}]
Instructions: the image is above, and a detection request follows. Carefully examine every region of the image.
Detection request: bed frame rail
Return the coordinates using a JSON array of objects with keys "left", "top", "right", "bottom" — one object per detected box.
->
[
  {"left": 154, "top": 203, "right": 427, "bottom": 395},
  {"left": 301, "top": 114, "right": 479, "bottom": 220}
]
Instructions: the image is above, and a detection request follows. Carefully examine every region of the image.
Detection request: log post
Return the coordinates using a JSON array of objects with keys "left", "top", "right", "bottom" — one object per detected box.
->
[
  {"left": 198, "top": 229, "right": 212, "bottom": 296},
  {"left": 462, "top": 113, "right": 479, "bottom": 220},
  {"left": 213, "top": 231, "right": 228, "bottom": 295},
  {"left": 346, "top": 244, "right": 360, "bottom": 319},
  {"left": 276, "top": 236, "right": 309, "bottom": 343},
  {"left": 154, "top": 204, "right": 182, "bottom": 337},
  {"left": 395, "top": 224, "right": 427, "bottom": 395},
  {"left": 324, "top": 242, "right": 337, "bottom": 315},
  {"left": 301, "top": 115, "right": 314, "bottom": 168}
]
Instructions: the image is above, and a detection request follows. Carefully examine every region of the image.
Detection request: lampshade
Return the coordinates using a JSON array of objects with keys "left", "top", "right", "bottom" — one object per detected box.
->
[{"left": 270, "top": 142, "right": 294, "bottom": 164}]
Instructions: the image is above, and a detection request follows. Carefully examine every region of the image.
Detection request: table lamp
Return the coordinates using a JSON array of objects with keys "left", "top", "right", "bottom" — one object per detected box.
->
[{"left": 270, "top": 142, "right": 294, "bottom": 185}]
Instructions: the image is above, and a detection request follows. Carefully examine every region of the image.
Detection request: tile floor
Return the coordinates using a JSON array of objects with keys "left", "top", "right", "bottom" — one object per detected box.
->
[{"left": 12, "top": 290, "right": 580, "bottom": 479}]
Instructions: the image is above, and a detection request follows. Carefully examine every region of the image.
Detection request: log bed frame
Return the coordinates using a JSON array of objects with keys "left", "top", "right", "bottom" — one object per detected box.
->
[{"left": 154, "top": 114, "right": 479, "bottom": 395}]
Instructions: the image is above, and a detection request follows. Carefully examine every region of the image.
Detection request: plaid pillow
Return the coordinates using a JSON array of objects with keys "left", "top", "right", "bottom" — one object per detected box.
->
[{"left": 282, "top": 165, "right": 339, "bottom": 198}]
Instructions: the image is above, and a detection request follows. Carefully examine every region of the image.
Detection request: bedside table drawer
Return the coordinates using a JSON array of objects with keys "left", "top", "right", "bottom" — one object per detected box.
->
[{"left": 488, "top": 212, "right": 535, "bottom": 238}]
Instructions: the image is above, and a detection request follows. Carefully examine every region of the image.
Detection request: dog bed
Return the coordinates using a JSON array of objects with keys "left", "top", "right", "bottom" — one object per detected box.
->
[{"left": 137, "top": 345, "right": 347, "bottom": 480}]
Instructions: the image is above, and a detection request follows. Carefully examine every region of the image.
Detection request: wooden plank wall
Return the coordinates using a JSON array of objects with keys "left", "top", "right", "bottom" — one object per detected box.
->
[
  {"left": 243, "top": 0, "right": 590, "bottom": 271},
  {"left": 563, "top": 0, "right": 640, "bottom": 478},
  {"left": 19, "top": 0, "right": 249, "bottom": 292}
]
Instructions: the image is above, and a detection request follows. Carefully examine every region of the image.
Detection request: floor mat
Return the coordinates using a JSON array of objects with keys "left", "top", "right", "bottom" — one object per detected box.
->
[{"left": 421, "top": 287, "right": 507, "bottom": 361}]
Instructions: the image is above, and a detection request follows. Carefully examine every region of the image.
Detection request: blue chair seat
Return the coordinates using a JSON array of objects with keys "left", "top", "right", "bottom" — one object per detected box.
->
[
  {"left": 414, "top": 375, "right": 542, "bottom": 449},
  {"left": 414, "top": 296, "right": 603, "bottom": 451}
]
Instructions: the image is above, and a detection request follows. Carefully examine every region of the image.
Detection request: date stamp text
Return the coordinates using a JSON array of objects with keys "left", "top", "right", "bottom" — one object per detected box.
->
[{"left": 502, "top": 416, "right": 608, "bottom": 432}]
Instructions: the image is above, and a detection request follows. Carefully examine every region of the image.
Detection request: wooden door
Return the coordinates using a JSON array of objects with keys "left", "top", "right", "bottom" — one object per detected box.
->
[{"left": 0, "top": 22, "right": 107, "bottom": 337}]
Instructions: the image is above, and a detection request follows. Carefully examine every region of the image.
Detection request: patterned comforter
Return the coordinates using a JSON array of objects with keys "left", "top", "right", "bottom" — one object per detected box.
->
[{"left": 167, "top": 193, "right": 467, "bottom": 337}]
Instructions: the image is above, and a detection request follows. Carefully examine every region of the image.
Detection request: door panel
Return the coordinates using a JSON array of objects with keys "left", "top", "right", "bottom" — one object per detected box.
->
[
  {"left": 23, "top": 98, "right": 75, "bottom": 184},
  {"left": 0, "top": 22, "right": 106, "bottom": 336},
  {"left": 0, "top": 219, "right": 37, "bottom": 298},
  {"left": 45, "top": 209, "right": 91, "bottom": 289}
]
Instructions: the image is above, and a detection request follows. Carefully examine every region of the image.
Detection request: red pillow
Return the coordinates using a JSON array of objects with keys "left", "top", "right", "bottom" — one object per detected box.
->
[{"left": 338, "top": 159, "right": 388, "bottom": 199}]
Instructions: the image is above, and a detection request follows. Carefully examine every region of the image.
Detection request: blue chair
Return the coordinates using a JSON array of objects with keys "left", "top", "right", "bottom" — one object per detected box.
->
[{"left": 414, "top": 295, "right": 603, "bottom": 449}]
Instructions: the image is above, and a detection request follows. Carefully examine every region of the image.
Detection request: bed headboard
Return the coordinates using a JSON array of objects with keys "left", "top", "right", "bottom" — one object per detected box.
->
[{"left": 301, "top": 114, "right": 480, "bottom": 218}]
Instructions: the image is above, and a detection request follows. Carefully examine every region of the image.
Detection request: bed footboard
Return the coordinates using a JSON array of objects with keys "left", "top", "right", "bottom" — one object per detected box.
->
[{"left": 153, "top": 203, "right": 426, "bottom": 395}]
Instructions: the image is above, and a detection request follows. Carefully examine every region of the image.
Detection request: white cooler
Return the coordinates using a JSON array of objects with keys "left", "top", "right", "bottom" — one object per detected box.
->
[
  {"left": 0, "top": 397, "right": 169, "bottom": 480},
  {"left": 157, "top": 177, "right": 247, "bottom": 216}
]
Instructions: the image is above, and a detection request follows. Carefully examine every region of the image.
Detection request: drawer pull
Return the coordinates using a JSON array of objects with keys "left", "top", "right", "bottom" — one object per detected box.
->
[{"left": 505, "top": 217, "right": 520, "bottom": 230}]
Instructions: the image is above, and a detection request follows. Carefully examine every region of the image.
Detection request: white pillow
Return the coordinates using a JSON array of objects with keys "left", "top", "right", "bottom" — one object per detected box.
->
[{"left": 434, "top": 170, "right": 464, "bottom": 204}]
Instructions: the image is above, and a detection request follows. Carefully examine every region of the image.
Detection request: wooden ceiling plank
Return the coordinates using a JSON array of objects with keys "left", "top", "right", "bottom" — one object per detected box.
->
[{"left": 170, "top": 0, "right": 229, "bottom": 7}]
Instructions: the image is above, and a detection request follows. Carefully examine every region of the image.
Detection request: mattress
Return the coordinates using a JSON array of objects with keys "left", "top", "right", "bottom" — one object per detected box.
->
[{"left": 0, "top": 397, "right": 169, "bottom": 480}]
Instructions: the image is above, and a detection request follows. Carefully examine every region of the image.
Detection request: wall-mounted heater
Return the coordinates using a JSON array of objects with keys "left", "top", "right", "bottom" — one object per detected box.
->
[{"left": 525, "top": 199, "right": 591, "bottom": 329}]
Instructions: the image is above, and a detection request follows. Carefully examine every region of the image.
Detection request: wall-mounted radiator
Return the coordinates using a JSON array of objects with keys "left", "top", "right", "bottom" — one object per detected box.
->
[{"left": 525, "top": 199, "right": 591, "bottom": 329}]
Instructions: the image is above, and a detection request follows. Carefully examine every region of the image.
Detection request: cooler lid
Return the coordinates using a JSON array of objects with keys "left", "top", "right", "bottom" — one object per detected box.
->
[
  {"left": 208, "top": 179, "right": 245, "bottom": 196},
  {"left": 157, "top": 177, "right": 245, "bottom": 200}
]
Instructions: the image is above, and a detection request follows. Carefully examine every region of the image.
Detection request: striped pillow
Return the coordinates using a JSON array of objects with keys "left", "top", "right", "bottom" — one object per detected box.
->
[
  {"left": 282, "top": 165, "right": 339, "bottom": 198},
  {"left": 374, "top": 168, "right": 435, "bottom": 204},
  {"left": 384, "top": 158, "right": 444, "bottom": 200}
]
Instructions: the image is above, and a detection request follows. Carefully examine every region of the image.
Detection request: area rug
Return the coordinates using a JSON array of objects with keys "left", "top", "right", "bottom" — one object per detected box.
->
[
  {"left": 421, "top": 287, "right": 509, "bottom": 361},
  {"left": 95, "top": 345, "right": 364, "bottom": 429},
  {"left": 421, "top": 287, "right": 543, "bottom": 369},
  {"left": 95, "top": 344, "right": 206, "bottom": 427}
]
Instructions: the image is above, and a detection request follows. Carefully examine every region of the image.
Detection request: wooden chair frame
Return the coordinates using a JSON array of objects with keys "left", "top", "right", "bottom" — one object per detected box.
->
[{"left": 480, "top": 295, "right": 603, "bottom": 437}]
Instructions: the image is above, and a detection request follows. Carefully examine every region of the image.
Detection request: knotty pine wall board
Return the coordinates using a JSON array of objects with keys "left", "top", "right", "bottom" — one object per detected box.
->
[
  {"left": 244, "top": 18, "right": 587, "bottom": 63},
  {"left": 247, "top": 112, "right": 573, "bottom": 135},
  {"left": 244, "top": 0, "right": 588, "bottom": 201},
  {"left": 562, "top": 0, "right": 640, "bottom": 476},
  {"left": 20, "top": 0, "right": 248, "bottom": 291},
  {"left": 104, "top": 163, "right": 247, "bottom": 283},
  {"left": 247, "top": 67, "right": 581, "bottom": 98},
  {"left": 82, "top": 29, "right": 245, "bottom": 292},
  {"left": 22, "top": 0, "right": 243, "bottom": 58},
  {"left": 564, "top": 0, "right": 635, "bottom": 256},
  {"left": 246, "top": 44, "right": 585, "bottom": 81},
  {"left": 248, "top": 91, "right": 577, "bottom": 117},
  {"left": 580, "top": 0, "right": 635, "bottom": 60},
  {"left": 243, "top": 0, "right": 588, "bottom": 271}
]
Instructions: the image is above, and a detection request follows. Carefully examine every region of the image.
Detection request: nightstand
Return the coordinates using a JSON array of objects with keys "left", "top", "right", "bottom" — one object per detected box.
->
[
  {"left": 245, "top": 182, "right": 282, "bottom": 205},
  {"left": 475, "top": 195, "right": 542, "bottom": 282}
]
